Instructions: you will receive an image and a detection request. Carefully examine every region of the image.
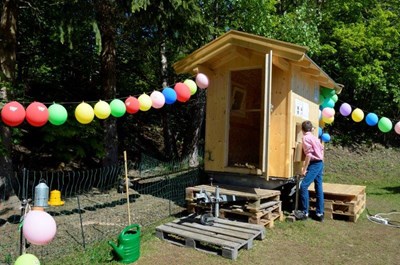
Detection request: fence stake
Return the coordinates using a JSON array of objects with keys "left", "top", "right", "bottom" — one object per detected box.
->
[
  {"left": 124, "top": 151, "right": 131, "bottom": 225},
  {"left": 76, "top": 195, "right": 86, "bottom": 249}
]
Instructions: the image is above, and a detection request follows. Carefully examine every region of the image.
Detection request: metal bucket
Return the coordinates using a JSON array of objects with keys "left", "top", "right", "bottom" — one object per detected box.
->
[{"left": 34, "top": 182, "right": 49, "bottom": 208}]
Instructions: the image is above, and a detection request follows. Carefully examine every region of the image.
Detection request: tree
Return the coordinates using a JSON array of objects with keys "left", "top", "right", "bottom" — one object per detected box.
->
[
  {"left": 0, "top": 0, "right": 17, "bottom": 200},
  {"left": 316, "top": 0, "right": 400, "bottom": 145},
  {"left": 93, "top": 0, "right": 119, "bottom": 166}
]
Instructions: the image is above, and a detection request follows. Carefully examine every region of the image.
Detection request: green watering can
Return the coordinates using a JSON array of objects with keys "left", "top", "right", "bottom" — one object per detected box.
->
[{"left": 109, "top": 224, "right": 141, "bottom": 264}]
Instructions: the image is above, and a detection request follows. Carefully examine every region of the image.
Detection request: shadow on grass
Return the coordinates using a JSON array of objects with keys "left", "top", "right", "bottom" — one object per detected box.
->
[{"left": 382, "top": 186, "right": 400, "bottom": 194}]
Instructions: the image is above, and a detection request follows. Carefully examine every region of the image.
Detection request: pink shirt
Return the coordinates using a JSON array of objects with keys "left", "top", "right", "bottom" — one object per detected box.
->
[{"left": 302, "top": 132, "right": 324, "bottom": 161}]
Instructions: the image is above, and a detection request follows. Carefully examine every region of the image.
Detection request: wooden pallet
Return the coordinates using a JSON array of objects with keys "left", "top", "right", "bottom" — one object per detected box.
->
[
  {"left": 156, "top": 214, "right": 265, "bottom": 260},
  {"left": 308, "top": 183, "right": 366, "bottom": 222},
  {"left": 186, "top": 184, "right": 281, "bottom": 212},
  {"left": 219, "top": 201, "right": 284, "bottom": 228}
]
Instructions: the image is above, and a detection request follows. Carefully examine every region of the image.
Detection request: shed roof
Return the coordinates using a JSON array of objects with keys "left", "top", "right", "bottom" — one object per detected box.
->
[{"left": 173, "top": 30, "right": 342, "bottom": 93}]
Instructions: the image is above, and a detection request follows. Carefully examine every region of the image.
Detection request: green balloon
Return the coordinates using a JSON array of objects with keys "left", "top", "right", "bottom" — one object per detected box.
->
[
  {"left": 14, "top": 253, "right": 40, "bottom": 265},
  {"left": 321, "top": 97, "right": 335, "bottom": 109},
  {"left": 331, "top": 94, "right": 338, "bottom": 103},
  {"left": 48, "top": 103, "right": 68, "bottom": 125},
  {"left": 319, "top": 95, "right": 325, "bottom": 105},
  {"left": 321, "top": 87, "right": 336, "bottom": 98},
  {"left": 110, "top": 99, "right": 126, "bottom": 118},
  {"left": 378, "top": 117, "right": 392, "bottom": 133}
]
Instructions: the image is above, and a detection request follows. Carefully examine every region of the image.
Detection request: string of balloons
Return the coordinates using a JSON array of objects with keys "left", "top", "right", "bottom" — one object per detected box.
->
[
  {"left": 318, "top": 87, "right": 400, "bottom": 142},
  {"left": 0, "top": 73, "right": 209, "bottom": 127}
]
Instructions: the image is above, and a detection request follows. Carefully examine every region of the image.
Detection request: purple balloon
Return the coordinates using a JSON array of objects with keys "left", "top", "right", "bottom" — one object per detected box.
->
[{"left": 339, "top": 103, "right": 352, "bottom": 116}]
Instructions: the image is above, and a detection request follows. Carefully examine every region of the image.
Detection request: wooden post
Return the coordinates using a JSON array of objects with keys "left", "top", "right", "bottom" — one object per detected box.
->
[{"left": 124, "top": 151, "right": 131, "bottom": 225}]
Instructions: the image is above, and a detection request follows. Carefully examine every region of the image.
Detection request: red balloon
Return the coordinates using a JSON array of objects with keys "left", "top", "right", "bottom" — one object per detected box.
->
[
  {"left": 125, "top": 96, "right": 140, "bottom": 114},
  {"left": 26, "top": 102, "right": 49, "bottom": 127},
  {"left": 174, "top": 82, "right": 191, "bottom": 102},
  {"left": 1, "top": 101, "right": 26, "bottom": 127}
]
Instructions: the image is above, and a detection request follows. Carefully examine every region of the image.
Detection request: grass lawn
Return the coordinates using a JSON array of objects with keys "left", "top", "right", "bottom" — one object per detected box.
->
[{"left": 39, "top": 145, "right": 400, "bottom": 265}]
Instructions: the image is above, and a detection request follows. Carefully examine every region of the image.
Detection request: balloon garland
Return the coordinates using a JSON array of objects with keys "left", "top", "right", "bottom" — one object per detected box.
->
[
  {"left": 0, "top": 73, "right": 209, "bottom": 127},
  {"left": 319, "top": 86, "right": 400, "bottom": 143}
]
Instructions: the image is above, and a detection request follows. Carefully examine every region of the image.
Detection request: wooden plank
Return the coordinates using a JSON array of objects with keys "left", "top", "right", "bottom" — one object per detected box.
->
[
  {"left": 170, "top": 221, "right": 253, "bottom": 241},
  {"left": 212, "top": 218, "right": 266, "bottom": 239},
  {"left": 186, "top": 185, "right": 281, "bottom": 200},
  {"left": 177, "top": 214, "right": 266, "bottom": 239},
  {"left": 220, "top": 204, "right": 283, "bottom": 227},
  {"left": 156, "top": 224, "right": 240, "bottom": 248},
  {"left": 308, "top": 183, "right": 366, "bottom": 197},
  {"left": 166, "top": 223, "right": 247, "bottom": 243}
]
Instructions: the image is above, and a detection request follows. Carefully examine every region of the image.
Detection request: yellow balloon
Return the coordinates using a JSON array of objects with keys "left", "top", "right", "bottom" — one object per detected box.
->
[
  {"left": 75, "top": 102, "right": 94, "bottom": 124},
  {"left": 184, "top": 79, "right": 197, "bottom": 95},
  {"left": 322, "top": 115, "right": 334, "bottom": 124},
  {"left": 94, "top": 100, "right": 111, "bottom": 119},
  {"left": 138, "top": 93, "right": 152, "bottom": 111},
  {"left": 319, "top": 119, "right": 325, "bottom": 128},
  {"left": 351, "top": 108, "right": 364, "bottom": 122}
]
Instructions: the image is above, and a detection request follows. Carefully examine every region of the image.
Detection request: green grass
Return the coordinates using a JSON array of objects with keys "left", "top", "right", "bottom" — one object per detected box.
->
[{"left": 24, "top": 145, "right": 400, "bottom": 264}]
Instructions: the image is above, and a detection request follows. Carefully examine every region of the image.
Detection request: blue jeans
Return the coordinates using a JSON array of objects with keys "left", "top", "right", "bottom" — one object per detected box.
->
[{"left": 299, "top": 160, "right": 324, "bottom": 216}]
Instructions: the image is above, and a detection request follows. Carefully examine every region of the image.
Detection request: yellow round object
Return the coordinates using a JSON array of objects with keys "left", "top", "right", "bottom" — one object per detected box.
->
[
  {"left": 184, "top": 79, "right": 197, "bottom": 95},
  {"left": 138, "top": 93, "right": 152, "bottom": 111},
  {"left": 322, "top": 115, "right": 334, "bottom": 124},
  {"left": 351, "top": 108, "right": 364, "bottom": 122},
  {"left": 75, "top": 102, "right": 94, "bottom": 124},
  {"left": 94, "top": 100, "right": 111, "bottom": 119}
]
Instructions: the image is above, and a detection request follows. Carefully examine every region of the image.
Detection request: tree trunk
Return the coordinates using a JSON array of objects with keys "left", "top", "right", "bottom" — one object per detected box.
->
[
  {"left": 94, "top": 0, "right": 118, "bottom": 166},
  {"left": 0, "top": 0, "right": 17, "bottom": 201},
  {"left": 160, "top": 38, "right": 177, "bottom": 160},
  {"left": 182, "top": 89, "right": 206, "bottom": 165}
]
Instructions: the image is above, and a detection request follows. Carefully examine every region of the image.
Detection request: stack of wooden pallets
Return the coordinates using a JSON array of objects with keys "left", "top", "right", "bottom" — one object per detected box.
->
[
  {"left": 185, "top": 185, "right": 284, "bottom": 228},
  {"left": 308, "top": 182, "right": 366, "bottom": 222}
]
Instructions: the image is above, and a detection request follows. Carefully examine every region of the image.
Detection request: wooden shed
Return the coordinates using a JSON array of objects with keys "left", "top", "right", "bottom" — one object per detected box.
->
[{"left": 174, "top": 30, "right": 341, "bottom": 188}]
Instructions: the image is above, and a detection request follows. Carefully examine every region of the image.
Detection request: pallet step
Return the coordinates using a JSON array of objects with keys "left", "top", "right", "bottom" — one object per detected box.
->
[
  {"left": 310, "top": 192, "right": 366, "bottom": 215},
  {"left": 186, "top": 185, "right": 280, "bottom": 212},
  {"left": 310, "top": 202, "right": 365, "bottom": 222},
  {"left": 307, "top": 182, "right": 366, "bottom": 222},
  {"left": 308, "top": 183, "right": 366, "bottom": 202},
  {"left": 220, "top": 202, "right": 284, "bottom": 228},
  {"left": 156, "top": 215, "right": 265, "bottom": 260}
]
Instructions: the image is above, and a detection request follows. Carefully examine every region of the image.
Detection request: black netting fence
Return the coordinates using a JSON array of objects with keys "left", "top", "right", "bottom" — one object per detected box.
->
[{"left": 0, "top": 153, "right": 203, "bottom": 264}]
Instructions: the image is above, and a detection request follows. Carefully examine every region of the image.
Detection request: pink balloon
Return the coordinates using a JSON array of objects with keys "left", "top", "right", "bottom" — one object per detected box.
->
[
  {"left": 195, "top": 73, "right": 209, "bottom": 89},
  {"left": 23, "top": 210, "right": 57, "bottom": 245},
  {"left": 395, "top": 121, "right": 400, "bottom": 135},
  {"left": 1, "top": 101, "right": 26, "bottom": 127},
  {"left": 322, "top": 107, "right": 335, "bottom": 118},
  {"left": 150, "top": 91, "right": 165, "bottom": 109},
  {"left": 26, "top": 102, "right": 49, "bottom": 127}
]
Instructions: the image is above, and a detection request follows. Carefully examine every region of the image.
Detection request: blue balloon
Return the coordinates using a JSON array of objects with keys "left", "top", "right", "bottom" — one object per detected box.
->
[
  {"left": 365, "top": 113, "right": 378, "bottom": 126},
  {"left": 321, "top": 97, "right": 335, "bottom": 109},
  {"left": 321, "top": 133, "right": 331, "bottom": 143},
  {"left": 318, "top": 127, "right": 323, "bottom": 137},
  {"left": 162, "top": 87, "right": 177, "bottom": 104}
]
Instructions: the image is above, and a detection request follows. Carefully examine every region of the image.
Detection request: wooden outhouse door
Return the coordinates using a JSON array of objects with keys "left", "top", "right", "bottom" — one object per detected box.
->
[{"left": 227, "top": 51, "right": 273, "bottom": 178}]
